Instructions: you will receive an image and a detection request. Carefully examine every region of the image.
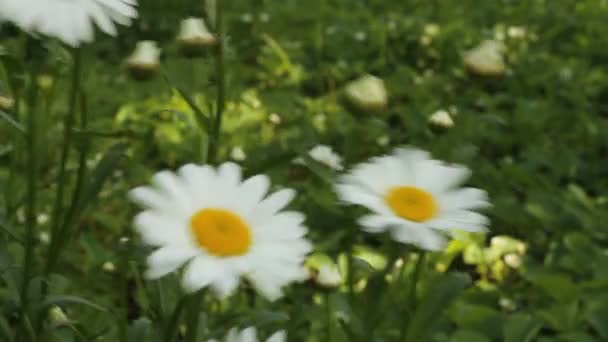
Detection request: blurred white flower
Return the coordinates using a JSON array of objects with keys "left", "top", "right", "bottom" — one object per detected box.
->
[
  {"left": 308, "top": 145, "right": 344, "bottom": 171},
  {"left": 119, "top": 236, "right": 130, "bottom": 244},
  {"left": 177, "top": 17, "right": 216, "bottom": 56},
  {"left": 464, "top": 40, "right": 506, "bottom": 76},
  {"left": 336, "top": 147, "right": 490, "bottom": 251},
  {"left": 102, "top": 261, "right": 116, "bottom": 273},
  {"left": 424, "top": 23, "right": 440, "bottom": 37},
  {"left": 376, "top": 135, "right": 390, "bottom": 147},
  {"left": 259, "top": 12, "right": 270, "bottom": 23},
  {"left": 126, "top": 40, "right": 161, "bottom": 80},
  {"left": 499, "top": 297, "right": 516, "bottom": 311},
  {"left": 230, "top": 146, "right": 246, "bottom": 161},
  {"left": 207, "top": 327, "right": 285, "bottom": 342},
  {"left": 130, "top": 163, "right": 311, "bottom": 300},
  {"left": 507, "top": 26, "right": 527, "bottom": 39},
  {"left": 268, "top": 113, "right": 282, "bottom": 125},
  {"left": 0, "top": 0, "right": 138, "bottom": 47},
  {"left": 240, "top": 13, "right": 253, "bottom": 23},
  {"left": 0, "top": 95, "right": 14, "bottom": 111},
  {"left": 37, "top": 213, "right": 49, "bottom": 225},
  {"left": 428, "top": 109, "right": 454, "bottom": 129},
  {"left": 39, "top": 231, "right": 50, "bottom": 244},
  {"left": 354, "top": 31, "right": 367, "bottom": 41},
  {"left": 344, "top": 74, "right": 388, "bottom": 113}
]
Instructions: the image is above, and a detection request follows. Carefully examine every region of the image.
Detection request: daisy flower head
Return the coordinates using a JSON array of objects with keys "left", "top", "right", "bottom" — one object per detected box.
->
[
  {"left": 130, "top": 162, "right": 312, "bottom": 300},
  {"left": 208, "top": 327, "right": 285, "bottom": 342},
  {"left": 336, "top": 147, "right": 490, "bottom": 251},
  {"left": 0, "top": 0, "right": 138, "bottom": 47}
]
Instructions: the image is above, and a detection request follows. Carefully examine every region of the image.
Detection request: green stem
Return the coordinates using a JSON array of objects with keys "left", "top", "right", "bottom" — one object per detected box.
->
[
  {"left": 325, "top": 292, "right": 334, "bottom": 342},
  {"left": 45, "top": 48, "right": 81, "bottom": 276},
  {"left": 207, "top": 0, "right": 225, "bottom": 164},
  {"left": 20, "top": 45, "right": 41, "bottom": 340},
  {"left": 408, "top": 252, "right": 426, "bottom": 310},
  {"left": 184, "top": 290, "right": 205, "bottom": 342}
]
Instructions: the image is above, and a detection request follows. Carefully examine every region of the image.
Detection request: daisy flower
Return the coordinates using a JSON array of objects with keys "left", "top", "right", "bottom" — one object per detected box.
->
[
  {"left": 130, "top": 162, "right": 312, "bottom": 300},
  {"left": 208, "top": 327, "right": 285, "bottom": 342},
  {"left": 0, "top": 0, "right": 138, "bottom": 47},
  {"left": 336, "top": 147, "right": 490, "bottom": 251}
]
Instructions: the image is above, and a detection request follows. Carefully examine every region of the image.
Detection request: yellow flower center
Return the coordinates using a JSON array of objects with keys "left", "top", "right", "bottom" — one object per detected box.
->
[
  {"left": 384, "top": 186, "right": 438, "bottom": 222},
  {"left": 190, "top": 209, "right": 252, "bottom": 257}
]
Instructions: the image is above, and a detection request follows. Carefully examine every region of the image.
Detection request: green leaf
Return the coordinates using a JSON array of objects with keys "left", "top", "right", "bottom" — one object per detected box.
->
[
  {"left": 38, "top": 295, "right": 106, "bottom": 312},
  {"left": 0, "top": 110, "right": 24, "bottom": 133},
  {"left": 404, "top": 272, "right": 471, "bottom": 342},
  {"left": 451, "top": 329, "right": 491, "bottom": 342},
  {"left": 503, "top": 314, "right": 543, "bottom": 342}
]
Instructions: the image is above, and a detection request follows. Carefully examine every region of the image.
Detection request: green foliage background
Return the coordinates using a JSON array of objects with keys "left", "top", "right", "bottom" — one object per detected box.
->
[{"left": 1, "top": 0, "right": 608, "bottom": 341}]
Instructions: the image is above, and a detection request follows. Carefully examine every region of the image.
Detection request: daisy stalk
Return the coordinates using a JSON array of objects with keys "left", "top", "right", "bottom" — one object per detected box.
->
[
  {"left": 45, "top": 48, "right": 82, "bottom": 278},
  {"left": 19, "top": 40, "right": 42, "bottom": 338},
  {"left": 207, "top": 0, "right": 225, "bottom": 164}
]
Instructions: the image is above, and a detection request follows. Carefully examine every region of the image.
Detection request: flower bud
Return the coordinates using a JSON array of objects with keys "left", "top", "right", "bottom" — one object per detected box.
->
[
  {"left": 177, "top": 17, "right": 216, "bottom": 58},
  {"left": 230, "top": 146, "right": 246, "bottom": 161},
  {"left": 49, "top": 305, "right": 69, "bottom": 324},
  {"left": 316, "top": 265, "right": 342, "bottom": 288},
  {"left": 463, "top": 40, "right": 506, "bottom": 77},
  {"left": 428, "top": 109, "right": 454, "bottom": 129},
  {"left": 344, "top": 74, "right": 388, "bottom": 113},
  {"left": 504, "top": 253, "right": 522, "bottom": 269},
  {"left": 102, "top": 261, "right": 116, "bottom": 273},
  {"left": 126, "top": 40, "right": 161, "bottom": 81},
  {"left": 0, "top": 95, "right": 14, "bottom": 111}
]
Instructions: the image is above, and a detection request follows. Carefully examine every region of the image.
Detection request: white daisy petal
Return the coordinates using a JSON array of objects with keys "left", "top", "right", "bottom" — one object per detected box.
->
[
  {"left": 0, "top": 0, "right": 138, "bottom": 46},
  {"left": 134, "top": 211, "right": 189, "bottom": 246},
  {"left": 391, "top": 223, "right": 448, "bottom": 251},
  {"left": 267, "top": 331, "right": 286, "bottom": 342},
  {"left": 440, "top": 188, "right": 491, "bottom": 211},
  {"left": 181, "top": 256, "right": 219, "bottom": 292},
  {"left": 208, "top": 327, "right": 285, "bottom": 342},
  {"left": 145, "top": 246, "right": 198, "bottom": 279}
]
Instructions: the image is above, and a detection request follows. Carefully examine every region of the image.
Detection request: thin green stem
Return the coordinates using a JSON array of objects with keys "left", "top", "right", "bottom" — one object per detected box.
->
[
  {"left": 19, "top": 55, "right": 40, "bottom": 341},
  {"left": 45, "top": 48, "right": 81, "bottom": 276},
  {"left": 207, "top": 0, "right": 225, "bottom": 164},
  {"left": 325, "top": 292, "right": 334, "bottom": 342},
  {"left": 184, "top": 290, "right": 205, "bottom": 342},
  {"left": 408, "top": 252, "right": 426, "bottom": 310}
]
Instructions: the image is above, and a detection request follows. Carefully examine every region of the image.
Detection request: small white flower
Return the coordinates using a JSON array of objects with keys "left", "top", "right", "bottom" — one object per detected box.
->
[
  {"left": 308, "top": 145, "right": 344, "bottom": 171},
  {"left": 344, "top": 74, "right": 388, "bottom": 113},
  {"left": 37, "top": 213, "right": 49, "bottom": 225},
  {"left": 464, "top": 40, "right": 506, "bottom": 76},
  {"left": 423, "top": 23, "right": 440, "bottom": 37},
  {"left": 39, "top": 232, "right": 50, "bottom": 244},
  {"left": 0, "top": 95, "right": 14, "bottom": 111},
  {"left": 259, "top": 13, "right": 270, "bottom": 23},
  {"left": 230, "top": 146, "right": 246, "bottom": 161},
  {"left": 130, "top": 162, "right": 312, "bottom": 300},
  {"left": 207, "top": 327, "right": 285, "bottom": 342},
  {"left": 119, "top": 236, "right": 130, "bottom": 244},
  {"left": 507, "top": 26, "right": 527, "bottom": 39},
  {"left": 354, "top": 31, "right": 367, "bottom": 41},
  {"left": 428, "top": 110, "right": 454, "bottom": 128},
  {"left": 177, "top": 17, "right": 216, "bottom": 53},
  {"left": 268, "top": 113, "right": 282, "bottom": 125},
  {"left": 336, "top": 147, "right": 490, "bottom": 251},
  {"left": 0, "top": 0, "right": 138, "bottom": 47},
  {"left": 102, "top": 261, "right": 116, "bottom": 273},
  {"left": 126, "top": 40, "right": 161, "bottom": 79},
  {"left": 240, "top": 13, "right": 253, "bottom": 23},
  {"left": 376, "top": 135, "right": 390, "bottom": 147}
]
